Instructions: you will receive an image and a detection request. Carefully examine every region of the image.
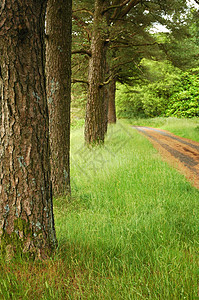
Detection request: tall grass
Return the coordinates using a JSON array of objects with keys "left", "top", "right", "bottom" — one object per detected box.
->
[{"left": 0, "top": 120, "right": 198, "bottom": 299}]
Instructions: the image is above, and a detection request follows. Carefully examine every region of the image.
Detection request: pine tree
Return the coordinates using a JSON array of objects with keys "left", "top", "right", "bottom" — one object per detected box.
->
[
  {"left": 46, "top": 0, "right": 72, "bottom": 196},
  {"left": 0, "top": 0, "right": 56, "bottom": 259}
]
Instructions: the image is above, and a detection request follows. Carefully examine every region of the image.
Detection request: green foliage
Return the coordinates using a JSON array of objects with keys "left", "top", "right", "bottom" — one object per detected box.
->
[
  {"left": 163, "top": 38, "right": 199, "bottom": 70},
  {"left": 116, "top": 60, "right": 182, "bottom": 118},
  {"left": 161, "top": 6, "right": 199, "bottom": 70},
  {"left": 115, "top": 83, "right": 144, "bottom": 118},
  {"left": 114, "top": 2, "right": 199, "bottom": 120},
  {"left": 71, "top": 86, "right": 87, "bottom": 124},
  {"left": 166, "top": 70, "right": 199, "bottom": 118},
  {"left": 116, "top": 59, "right": 199, "bottom": 119}
]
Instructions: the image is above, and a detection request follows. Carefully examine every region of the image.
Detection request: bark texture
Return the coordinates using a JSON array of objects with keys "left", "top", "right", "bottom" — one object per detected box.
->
[
  {"left": 85, "top": 0, "right": 108, "bottom": 145},
  {"left": 108, "top": 78, "right": 117, "bottom": 123},
  {"left": 46, "top": 0, "right": 72, "bottom": 196},
  {"left": 0, "top": 0, "right": 56, "bottom": 259}
]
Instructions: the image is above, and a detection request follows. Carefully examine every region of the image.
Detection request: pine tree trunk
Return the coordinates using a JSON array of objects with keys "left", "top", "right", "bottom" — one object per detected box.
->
[
  {"left": 104, "top": 84, "right": 109, "bottom": 134},
  {"left": 0, "top": 0, "right": 56, "bottom": 259},
  {"left": 108, "top": 78, "right": 117, "bottom": 124},
  {"left": 85, "top": 0, "right": 107, "bottom": 145},
  {"left": 46, "top": 0, "right": 72, "bottom": 196},
  {"left": 103, "top": 63, "right": 110, "bottom": 134}
]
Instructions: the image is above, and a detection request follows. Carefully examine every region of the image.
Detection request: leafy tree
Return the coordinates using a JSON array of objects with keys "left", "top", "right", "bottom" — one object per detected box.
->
[
  {"left": 116, "top": 60, "right": 199, "bottom": 118},
  {"left": 46, "top": 0, "right": 72, "bottom": 196},
  {"left": 0, "top": 0, "right": 56, "bottom": 259},
  {"left": 116, "top": 60, "right": 182, "bottom": 118},
  {"left": 166, "top": 69, "right": 199, "bottom": 117}
]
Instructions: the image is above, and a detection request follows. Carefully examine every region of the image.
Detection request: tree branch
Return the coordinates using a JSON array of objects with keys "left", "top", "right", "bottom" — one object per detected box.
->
[
  {"left": 107, "top": 34, "right": 159, "bottom": 48},
  {"left": 111, "top": 58, "right": 136, "bottom": 70},
  {"left": 102, "top": 0, "right": 130, "bottom": 15},
  {"left": 72, "top": 49, "right": 92, "bottom": 57},
  {"left": 110, "top": 41, "right": 159, "bottom": 48},
  {"left": 72, "top": 9, "right": 94, "bottom": 16},
  {"left": 72, "top": 79, "right": 89, "bottom": 86},
  {"left": 119, "top": 0, "right": 141, "bottom": 18},
  {"left": 99, "top": 77, "right": 113, "bottom": 87}
]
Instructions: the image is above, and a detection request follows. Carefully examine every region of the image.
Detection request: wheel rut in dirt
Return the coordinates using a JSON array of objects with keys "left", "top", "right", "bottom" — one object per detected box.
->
[{"left": 133, "top": 126, "right": 199, "bottom": 190}]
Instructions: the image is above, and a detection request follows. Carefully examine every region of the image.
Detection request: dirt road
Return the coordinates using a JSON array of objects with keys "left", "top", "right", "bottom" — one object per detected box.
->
[{"left": 133, "top": 126, "right": 199, "bottom": 189}]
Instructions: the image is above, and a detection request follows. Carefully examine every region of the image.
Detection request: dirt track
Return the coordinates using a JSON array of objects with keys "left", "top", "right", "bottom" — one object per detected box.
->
[{"left": 133, "top": 126, "right": 199, "bottom": 190}]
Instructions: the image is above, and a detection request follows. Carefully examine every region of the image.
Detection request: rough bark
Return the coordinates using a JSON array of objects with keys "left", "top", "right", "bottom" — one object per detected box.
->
[
  {"left": 84, "top": 0, "right": 108, "bottom": 145},
  {"left": 0, "top": 0, "right": 56, "bottom": 259},
  {"left": 46, "top": 0, "right": 72, "bottom": 196},
  {"left": 108, "top": 78, "right": 117, "bottom": 123}
]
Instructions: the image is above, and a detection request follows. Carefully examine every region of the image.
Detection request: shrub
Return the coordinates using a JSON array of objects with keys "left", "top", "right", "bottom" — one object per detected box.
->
[
  {"left": 166, "top": 71, "right": 199, "bottom": 118},
  {"left": 116, "top": 61, "right": 199, "bottom": 119}
]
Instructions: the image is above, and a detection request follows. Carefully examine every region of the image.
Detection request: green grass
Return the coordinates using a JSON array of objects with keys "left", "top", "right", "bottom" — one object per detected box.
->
[
  {"left": 0, "top": 119, "right": 199, "bottom": 299},
  {"left": 127, "top": 117, "right": 199, "bottom": 142}
]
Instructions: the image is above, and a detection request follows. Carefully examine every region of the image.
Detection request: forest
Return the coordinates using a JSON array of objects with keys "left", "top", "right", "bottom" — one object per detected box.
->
[{"left": 0, "top": 0, "right": 199, "bottom": 298}]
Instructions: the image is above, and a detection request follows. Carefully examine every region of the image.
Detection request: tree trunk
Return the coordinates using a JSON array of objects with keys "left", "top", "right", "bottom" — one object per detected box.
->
[
  {"left": 46, "top": 0, "right": 72, "bottom": 196},
  {"left": 108, "top": 78, "right": 117, "bottom": 124},
  {"left": 85, "top": 0, "right": 108, "bottom": 145},
  {"left": 104, "top": 84, "right": 109, "bottom": 134},
  {"left": 0, "top": 0, "right": 56, "bottom": 259},
  {"left": 104, "top": 63, "right": 110, "bottom": 134}
]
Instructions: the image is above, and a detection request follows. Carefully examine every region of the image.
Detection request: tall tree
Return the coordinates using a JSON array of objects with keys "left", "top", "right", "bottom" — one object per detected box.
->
[
  {"left": 77, "top": 0, "right": 160, "bottom": 144},
  {"left": 46, "top": 0, "right": 72, "bottom": 196},
  {"left": 84, "top": 0, "right": 143, "bottom": 144},
  {"left": 107, "top": 78, "right": 117, "bottom": 123},
  {"left": 84, "top": 0, "right": 108, "bottom": 144},
  {"left": 0, "top": 0, "right": 56, "bottom": 259}
]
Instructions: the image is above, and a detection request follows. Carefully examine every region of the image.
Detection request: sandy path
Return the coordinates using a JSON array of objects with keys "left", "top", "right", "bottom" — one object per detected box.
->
[{"left": 133, "top": 126, "right": 199, "bottom": 189}]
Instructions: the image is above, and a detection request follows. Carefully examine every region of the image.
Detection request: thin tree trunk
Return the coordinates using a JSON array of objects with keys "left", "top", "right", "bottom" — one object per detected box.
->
[
  {"left": 46, "top": 0, "right": 72, "bottom": 196},
  {"left": 108, "top": 78, "right": 117, "bottom": 123},
  {"left": 104, "top": 63, "right": 110, "bottom": 133},
  {"left": 0, "top": 0, "right": 56, "bottom": 259},
  {"left": 85, "top": 0, "right": 108, "bottom": 145},
  {"left": 104, "top": 84, "right": 109, "bottom": 134}
]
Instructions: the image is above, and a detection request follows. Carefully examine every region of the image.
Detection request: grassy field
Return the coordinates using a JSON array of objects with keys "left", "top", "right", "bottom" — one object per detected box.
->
[{"left": 0, "top": 118, "right": 199, "bottom": 299}]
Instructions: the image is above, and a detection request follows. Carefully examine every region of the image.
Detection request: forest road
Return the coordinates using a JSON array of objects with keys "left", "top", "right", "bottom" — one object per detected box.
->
[{"left": 133, "top": 126, "right": 199, "bottom": 190}]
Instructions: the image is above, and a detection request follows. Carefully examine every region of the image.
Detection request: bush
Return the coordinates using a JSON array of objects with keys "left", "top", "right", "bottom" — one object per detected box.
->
[
  {"left": 115, "top": 84, "right": 145, "bottom": 118},
  {"left": 166, "top": 71, "right": 199, "bottom": 118},
  {"left": 116, "top": 61, "right": 199, "bottom": 119},
  {"left": 116, "top": 65, "right": 181, "bottom": 118}
]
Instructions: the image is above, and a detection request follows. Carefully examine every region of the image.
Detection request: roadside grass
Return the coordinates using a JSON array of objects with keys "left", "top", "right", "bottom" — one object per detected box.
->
[
  {"left": 0, "top": 120, "right": 198, "bottom": 299},
  {"left": 127, "top": 117, "right": 199, "bottom": 142}
]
